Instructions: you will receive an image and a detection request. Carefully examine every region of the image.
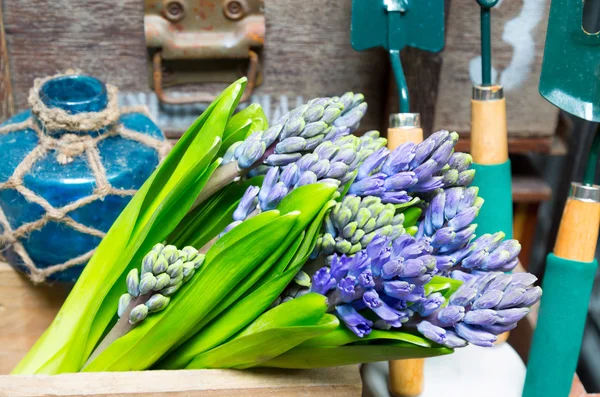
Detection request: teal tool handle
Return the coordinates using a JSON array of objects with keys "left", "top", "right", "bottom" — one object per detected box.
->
[
  {"left": 472, "top": 161, "right": 513, "bottom": 238},
  {"left": 523, "top": 254, "right": 598, "bottom": 397}
]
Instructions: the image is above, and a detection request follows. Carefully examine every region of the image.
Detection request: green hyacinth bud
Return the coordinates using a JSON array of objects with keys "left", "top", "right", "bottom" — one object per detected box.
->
[
  {"left": 342, "top": 221, "right": 358, "bottom": 239},
  {"left": 138, "top": 273, "right": 157, "bottom": 295},
  {"left": 336, "top": 239, "right": 352, "bottom": 254},
  {"left": 161, "top": 245, "right": 180, "bottom": 264},
  {"left": 126, "top": 268, "right": 140, "bottom": 298},
  {"left": 141, "top": 251, "right": 158, "bottom": 275},
  {"left": 129, "top": 304, "right": 149, "bottom": 325},
  {"left": 294, "top": 270, "right": 312, "bottom": 287},
  {"left": 145, "top": 293, "right": 170, "bottom": 313},
  {"left": 117, "top": 293, "right": 131, "bottom": 318},
  {"left": 151, "top": 243, "right": 165, "bottom": 254},
  {"left": 161, "top": 282, "right": 182, "bottom": 297},
  {"left": 192, "top": 253, "right": 206, "bottom": 269},
  {"left": 154, "top": 273, "right": 171, "bottom": 291},
  {"left": 167, "top": 259, "right": 184, "bottom": 279},
  {"left": 182, "top": 262, "right": 196, "bottom": 282},
  {"left": 320, "top": 233, "right": 336, "bottom": 255},
  {"left": 180, "top": 246, "right": 198, "bottom": 262},
  {"left": 152, "top": 255, "right": 169, "bottom": 275}
]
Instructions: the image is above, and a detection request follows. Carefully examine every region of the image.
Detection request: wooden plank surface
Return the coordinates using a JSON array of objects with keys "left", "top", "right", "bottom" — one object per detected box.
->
[
  {"left": 0, "top": 263, "right": 70, "bottom": 374},
  {"left": 0, "top": 367, "right": 362, "bottom": 397}
]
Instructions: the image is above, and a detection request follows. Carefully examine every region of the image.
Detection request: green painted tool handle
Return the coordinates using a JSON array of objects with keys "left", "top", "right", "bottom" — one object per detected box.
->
[
  {"left": 472, "top": 161, "right": 513, "bottom": 238},
  {"left": 523, "top": 254, "right": 598, "bottom": 397}
]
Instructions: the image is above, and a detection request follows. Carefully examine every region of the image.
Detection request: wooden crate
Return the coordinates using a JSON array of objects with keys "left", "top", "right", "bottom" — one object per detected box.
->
[{"left": 0, "top": 263, "right": 362, "bottom": 396}]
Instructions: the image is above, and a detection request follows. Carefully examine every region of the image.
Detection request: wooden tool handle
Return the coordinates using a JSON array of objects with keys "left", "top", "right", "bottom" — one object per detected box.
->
[
  {"left": 387, "top": 121, "right": 424, "bottom": 397},
  {"left": 471, "top": 86, "right": 507, "bottom": 165},
  {"left": 554, "top": 189, "right": 600, "bottom": 262},
  {"left": 387, "top": 127, "right": 423, "bottom": 148}
]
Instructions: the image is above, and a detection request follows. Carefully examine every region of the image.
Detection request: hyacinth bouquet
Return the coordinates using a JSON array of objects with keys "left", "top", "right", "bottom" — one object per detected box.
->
[{"left": 13, "top": 78, "right": 541, "bottom": 374}]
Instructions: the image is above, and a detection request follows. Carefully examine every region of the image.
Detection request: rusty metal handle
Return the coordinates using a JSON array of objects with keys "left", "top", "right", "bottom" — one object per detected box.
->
[{"left": 152, "top": 50, "right": 258, "bottom": 105}]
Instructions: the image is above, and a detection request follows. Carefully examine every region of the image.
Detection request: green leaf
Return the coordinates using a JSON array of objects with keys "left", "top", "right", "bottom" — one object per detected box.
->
[
  {"left": 425, "top": 276, "right": 463, "bottom": 300},
  {"left": 14, "top": 79, "right": 248, "bottom": 375},
  {"left": 257, "top": 343, "right": 453, "bottom": 369},
  {"left": 185, "top": 294, "right": 337, "bottom": 369},
  {"left": 219, "top": 103, "right": 268, "bottom": 157},
  {"left": 299, "top": 323, "right": 432, "bottom": 348},
  {"left": 394, "top": 197, "right": 420, "bottom": 211},
  {"left": 401, "top": 206, "right": 422, "bottom": 228},
  {"left": 83, "top": 210, "right": 298, "bottom": 372},
  {"left": 158, "top": 232, "right": 306, "bottom": 369},
  {"left": 169, "top": 176, "right": 264, "bottom": 247}
]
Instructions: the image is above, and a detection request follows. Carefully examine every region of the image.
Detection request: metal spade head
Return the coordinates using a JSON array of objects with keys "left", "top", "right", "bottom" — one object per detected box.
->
[
  {"left": 350, "top": 0, "right": 445, "bottom": 53},
  {"left": 540, "top": 0, "right": 600, "bottom": 122}
]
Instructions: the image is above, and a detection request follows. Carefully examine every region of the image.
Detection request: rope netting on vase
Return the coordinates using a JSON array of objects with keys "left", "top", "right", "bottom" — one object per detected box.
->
[{"left": 0, "top": 72, "right": 171, "bottom": 283}]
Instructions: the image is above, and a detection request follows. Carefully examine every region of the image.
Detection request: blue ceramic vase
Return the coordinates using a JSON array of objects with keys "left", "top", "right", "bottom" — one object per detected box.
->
[{"left": 0, "top": 74, "right": 166, "bottom": 283}]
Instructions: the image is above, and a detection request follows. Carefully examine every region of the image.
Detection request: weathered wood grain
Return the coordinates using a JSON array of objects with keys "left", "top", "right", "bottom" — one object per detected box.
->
[
  {"left": 0, "top": 367, "right": 363, "bottom": 397},
  {"left": 0, "top": 4, "right": 14, "bottom": 120},
  {"left": 0, "top": 263, "right": 70, "bottom": 374},
  {"left": 2, "top": 0, "right": 387, "bottom": 132}
]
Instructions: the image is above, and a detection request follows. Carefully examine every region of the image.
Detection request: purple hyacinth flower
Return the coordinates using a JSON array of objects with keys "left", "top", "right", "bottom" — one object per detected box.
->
[
  {"left": 338, "top": 276, "right": 357, "bottom": 303},
  {"left": 363, "top": 289, "right": 407, "bottom": 327},
  {"left": 494, "top": 308, "right": 530, "bottom": 325},
  {"left": 510, "top": 273, "right": 538, "bottom": 288},
  {"left": 296, "top": 170, "right": 318, "bottom": 187},
  {"left": 413, "top": 159, "right": 439, "bottom": 181},
  {"left": 383, "top": 280, "right": 413, "bottom": 299},
  {"left": 461, "top": 249, "right": 487, "bottom": 269},
  {"left": 521, "top": 286, "right": 542, "bottom": 307},
  {"left": 357, "top": 147, "right": 389, "bottom": 180},
  {"left": 280, "top": 163, "right": 299, "bottom": 189},
  {"left": 296, "top": 153, "right": 318, "bottom": 171},
  {"left": 463, "top": 309, "right": 497, "bottom": 326},
  {"left": 432, "top": 228, "right": 457, "bottom": 248},
  {"left": 449, "top": 286, "right": 477, "bottom": 307},
  {"left": 370, "top": 248, "right": 391, "bottom": 278},
  {"left": 480, "top": 323, "right": 518, "bottom": 335},
  {"left": 458, "top": 187, "right": 479, "bottom": 211},
  {"left": 381, "top": 259, "right": 404, "bottom": 279},
  {"left": 435, "top": 255, "right": 456, "bottom": 272},
  {"left": 384, "top": 172, "right": 419, "bottom": 191},
  {"left": 399, "top": 258, "right": 427, "bottom": 277},
  {"left": 428, "top": 130, "right": 450, "bottom": 147},
  {"left": 496, "top": 288, "right": 527, "bottom": 309},
  {"left": 472, "top": 289, "right": 504, "bottom": 310},
  {"left": 260, "top": 182, "right": 288, "bottom": 210},
  {"left": 335, "top": 304, "right": 373, "bottom": 337},
  {"left": 311, "top": 267, "right": 337, "bottom": 295},
  {"left": 417, "top": 320, "right": 447, "bottom": 345},
  {"left": 416, "top": 292, "right": 445, "bottom": 316},
  {"left": 367, "top": 235, "right": 390, "bottom": 259},
  {"left": 449, "top": 269, "right": 476, "bottom": 283},
  {"left": 347, "top": 251, "right": 371, "bottom": 278},
  {"left": 410, "top": 139, "right": 436, "bottom": 168},
  {"left": 487, "top": 273, "right": 512, "bottom": 292},
  {"left": 380, "top": 191, "right": 412, "bottom": 204},
  {"left": 259, "top": 167, "right": 279, "bottom": 204},
  {"left": 448, "top": 207, "right": 479, "bottom": 231},
  {"left": 444, "top": 188, "right": 463, "bottom": 220},
  {"left": 233, "top": 186, "right": 259, "bottom": 222},
  {"left": 330, "top": 254, "right": 352, "bottom": 281},
  {"left": 430, "top": 140, "right": 454, "bottom": 166},
  {"left": 443, "top": 330, "right": 468, "bottom": 348},
  {"left": 392, "top": 234, "right": 413, "bottom": 257},
  {"left": 437, "top": 305, "right": 465, "bottom": 326},
  {"left": 410, "top": 176, "right": 444, "bottom": 192},
  {"left": 403, "top": 274, "right": 434, "bottom": 285},
  {"left": 429, "top": 191, "right": 446, "bottom": 230},
  {"left": 455, "top": 323, "right": 497, "bottom": 347},
  {"left": 382, "top": 142, "right": 416, "bottom": 175},
  {"left": 358, "top": 269, "right": 376, "bottom": 288},
  {"left": 348, "top": 173, "right": 385, "bottom": 195}
]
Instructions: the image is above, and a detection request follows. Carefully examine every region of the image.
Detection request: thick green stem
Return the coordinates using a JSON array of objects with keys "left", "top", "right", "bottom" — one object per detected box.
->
[{"left": 191, "top": 161, "right": 243, "bottom": 210}]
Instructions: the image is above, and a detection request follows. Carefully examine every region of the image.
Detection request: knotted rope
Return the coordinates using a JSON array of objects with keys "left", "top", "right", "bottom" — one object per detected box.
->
[{"left": 0, "top": 72, "right": 171, "bottom": 283}]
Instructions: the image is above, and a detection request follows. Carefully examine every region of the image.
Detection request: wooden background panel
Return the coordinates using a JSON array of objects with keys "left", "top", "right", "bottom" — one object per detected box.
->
[
  {"left": 433, "top": 0, "right": 557, "bottom": 137},
  {"left": 1, "top": 0, "right": 387, "bottom": 133}
]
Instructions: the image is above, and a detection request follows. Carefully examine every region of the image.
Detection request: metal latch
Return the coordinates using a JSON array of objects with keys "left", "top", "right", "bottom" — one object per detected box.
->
[{"left": 145, "top": 0, "right": 264, "bottom": 104}]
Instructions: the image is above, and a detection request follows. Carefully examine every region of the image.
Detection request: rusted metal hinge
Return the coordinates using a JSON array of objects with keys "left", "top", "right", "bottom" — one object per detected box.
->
[{"left": 145, "top": 0, "right": 264, "bottom": 104}]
